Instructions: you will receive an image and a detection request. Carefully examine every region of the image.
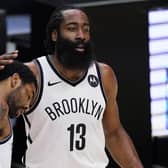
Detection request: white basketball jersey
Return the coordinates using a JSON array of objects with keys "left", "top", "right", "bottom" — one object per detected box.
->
[
  {"left": 24, "top": 56, "right": 109, "bottom": 168},
  {"left": 0, "top": 133, "right": 13, "bottom": 168}
]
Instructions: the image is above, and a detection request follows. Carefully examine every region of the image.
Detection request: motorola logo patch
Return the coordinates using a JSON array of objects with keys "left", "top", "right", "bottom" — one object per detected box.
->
[{"left": 88, "top": 75, "right": 99, "bottom": 87}]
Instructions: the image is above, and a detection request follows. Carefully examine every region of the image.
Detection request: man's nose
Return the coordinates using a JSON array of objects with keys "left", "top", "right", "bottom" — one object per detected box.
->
[{"left": 76, "top": 29, "right": 85, "bottom": 40}]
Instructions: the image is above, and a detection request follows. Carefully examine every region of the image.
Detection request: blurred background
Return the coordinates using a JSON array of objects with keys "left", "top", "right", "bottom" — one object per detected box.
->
[{"left": 1, "top": 0, "right": 168, "bottom": 167}]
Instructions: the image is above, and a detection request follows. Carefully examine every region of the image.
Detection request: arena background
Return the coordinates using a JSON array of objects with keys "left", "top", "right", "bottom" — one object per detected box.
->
[{"left": 1, "top": 0, "right": 168, "bottom": 167}]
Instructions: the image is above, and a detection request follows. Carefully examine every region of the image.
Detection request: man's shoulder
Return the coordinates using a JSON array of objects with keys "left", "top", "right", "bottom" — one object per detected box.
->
[
  {"left": 97, "top": 62, "right": 115, "bottom": 76},
  {"left": 24, "top": 61, "right": 39, "bottom": 79},
  {"left": 96, "top": 61, "right": 118, "bottom": 92}
]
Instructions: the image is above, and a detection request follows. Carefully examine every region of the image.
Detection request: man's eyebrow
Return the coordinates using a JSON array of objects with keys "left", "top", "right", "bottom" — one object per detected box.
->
[{"left": 65, "top": 22, "right": 90, "bottom": 26}]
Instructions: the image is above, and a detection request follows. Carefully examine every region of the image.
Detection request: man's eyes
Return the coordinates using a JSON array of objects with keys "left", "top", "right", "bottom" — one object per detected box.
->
[
  {"left": 67, "top": 26, "right": 90, "bottom": 33},
  {"left": 83, "top": 27, "right": 90, "bottom": 32},
  {"left": 67, "top": 27, "right": 77, "bottom": 31}
]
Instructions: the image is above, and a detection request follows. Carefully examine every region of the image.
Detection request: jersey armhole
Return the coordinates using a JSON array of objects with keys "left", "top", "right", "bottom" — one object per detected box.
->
[
  {"left": 95, "top": 62, "right": 107, "bottom": 103},
  {"left": 0, "top": 118, "right": 13, "bottom": 145},
  {"left": 25, "top": 59, "right": 44, "bottom": 115}
]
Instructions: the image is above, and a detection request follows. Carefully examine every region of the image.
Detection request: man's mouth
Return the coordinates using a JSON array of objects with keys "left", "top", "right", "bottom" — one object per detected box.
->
[{"left": 75, "top": 44, "right": 85, "bottom": 52}]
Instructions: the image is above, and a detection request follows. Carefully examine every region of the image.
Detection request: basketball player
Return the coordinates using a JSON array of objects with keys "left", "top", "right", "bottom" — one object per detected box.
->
[
  {"left": 0, "top": 61, "right": 37, "bottom": 168},
  {"left": 0, "top": 6, "right": 143, "bottom": 168}
]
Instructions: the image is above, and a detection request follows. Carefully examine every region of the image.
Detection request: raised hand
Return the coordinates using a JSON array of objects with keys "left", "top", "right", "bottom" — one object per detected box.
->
[{"left": 0, "top": 50, "right": 18, "bottom": 70}]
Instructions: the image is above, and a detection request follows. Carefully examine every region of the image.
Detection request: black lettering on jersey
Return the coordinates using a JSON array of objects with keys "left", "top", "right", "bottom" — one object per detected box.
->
[
  {"left": 45, "top": 107, "right": 57, "bottom": 120},
  {"left": 62, "top": 99, "right": 71, "bottom": 114},
  {"left": 94, "top": 105, "right": 103, "bottom": 120},
  {"left": 91, "top": 101, "right": 98, "bottom": 115},
  {"left": 44, "top": 97, "right": 104, "bottom": 121},
  {"left": 85, "top": 99, "right": 90, "bottom": 114},
  {"left": 70, "top": 98, "right": 78, "bottom": 113},
  {"left": 79, "top": 98, "right": 85, "bottom": 113},
  {"left": 88, "top": 75, "right": 99, "bottom": 87},
  {"left": 53, "top": 102, "right": 65, "bottom": 117}
]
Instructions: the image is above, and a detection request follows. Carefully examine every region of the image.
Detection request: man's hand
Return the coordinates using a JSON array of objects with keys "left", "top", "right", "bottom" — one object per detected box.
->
[{"left": 0, "top": 50, "right": 18, "bottom": 70}]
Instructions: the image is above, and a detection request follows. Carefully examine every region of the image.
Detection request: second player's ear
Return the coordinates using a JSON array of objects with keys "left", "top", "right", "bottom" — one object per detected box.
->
[
  {"left": 51, "top": 30, "right": 57, "bottom": 42},
  {"left": 10, "top": 73, "right": 22, "bottom": 89}
]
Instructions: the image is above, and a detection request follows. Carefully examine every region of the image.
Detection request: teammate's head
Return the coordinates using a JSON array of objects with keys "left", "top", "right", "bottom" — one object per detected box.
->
[
  {"left": 0, "top": 61, "right": 37, "bottom": 118},
  {"left": 45, "top": 5, "right": 95, "bottom": 70}
]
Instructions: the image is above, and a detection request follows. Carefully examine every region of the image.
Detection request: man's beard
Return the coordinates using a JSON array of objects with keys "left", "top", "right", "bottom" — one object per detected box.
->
[
  {"left": 55, "top": 36, "right": 95, "bottom": 70},
  {"left": 7, "top": 89, "right": 22, "bottom": 118},
  {"left": 7, "top": 95, "right": 17, "bottom": 118}
]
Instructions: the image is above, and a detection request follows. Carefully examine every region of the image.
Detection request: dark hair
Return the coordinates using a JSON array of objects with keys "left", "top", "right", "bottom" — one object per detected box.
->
[
  {"left": 0, "top": 61, "right": 37, "bottom": 89},
  {"left": 45, "top": 5, "right": 84, "bottom": 54}
]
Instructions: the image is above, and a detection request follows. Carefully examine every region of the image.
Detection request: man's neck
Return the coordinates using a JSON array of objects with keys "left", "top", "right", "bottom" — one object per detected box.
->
[
  {"left": 0, "top": 117, "right": 11, "bottom": 141},
  {"left": 0, "top": 104, "right": 10, "bottom": 141},
  {"left": 0, "top": 80, "right": 10, "bottom": 101},
  {"left": 0, "top": 100, "right": 8, "bottom": 119}
]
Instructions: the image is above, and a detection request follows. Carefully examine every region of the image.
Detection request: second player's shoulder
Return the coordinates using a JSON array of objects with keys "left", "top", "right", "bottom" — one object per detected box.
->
[{"left": 24, "top": 61, "right": 39, "bottom": 80}]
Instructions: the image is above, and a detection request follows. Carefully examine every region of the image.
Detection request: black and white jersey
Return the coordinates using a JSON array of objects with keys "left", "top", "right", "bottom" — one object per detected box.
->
[
  {"left": 0, "top": 132, "right": 13, "bottom": 168},
  {"left": 24, "top": 56, "right": 109, "bottom": 168}
]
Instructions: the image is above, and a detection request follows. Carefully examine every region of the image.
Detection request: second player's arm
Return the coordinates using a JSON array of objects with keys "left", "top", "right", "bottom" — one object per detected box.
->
[{"left": 0, "top": 101, "right": 10, "bottom": 140}]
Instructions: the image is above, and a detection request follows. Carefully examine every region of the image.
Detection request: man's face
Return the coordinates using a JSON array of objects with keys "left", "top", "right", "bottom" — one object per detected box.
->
[
  {"left": 55, "top": 9, "right": 94, "bottom": 70},
  {"left": 7, "top": 83, "right": 36, "bottom": 118}
]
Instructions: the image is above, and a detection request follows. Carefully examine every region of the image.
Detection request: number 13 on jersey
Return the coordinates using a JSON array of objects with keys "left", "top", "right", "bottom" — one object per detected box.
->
[{"left": 67, "top": 123, "right": 86, "bottom": 151}]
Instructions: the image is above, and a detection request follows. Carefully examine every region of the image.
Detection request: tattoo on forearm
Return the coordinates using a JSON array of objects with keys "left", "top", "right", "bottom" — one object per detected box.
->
[
  {"left": 0, "top": 107, "right": 3, "bottom": 114},
  {"left": 0, "top": 106, "right": 6, "bottom": 118}
]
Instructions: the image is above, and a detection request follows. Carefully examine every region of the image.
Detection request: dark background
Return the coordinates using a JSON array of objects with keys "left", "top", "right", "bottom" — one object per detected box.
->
[
  {"left": 1, "top": 0, "right": 168, "bottom": 167},
  {"left": 0, "top": 9, "right": 6, "bottom": 54}
]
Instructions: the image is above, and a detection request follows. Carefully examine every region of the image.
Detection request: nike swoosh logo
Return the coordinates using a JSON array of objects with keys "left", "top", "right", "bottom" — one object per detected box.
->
[{"left": 48, "top": 81, "right": 62, "bottom": 86}]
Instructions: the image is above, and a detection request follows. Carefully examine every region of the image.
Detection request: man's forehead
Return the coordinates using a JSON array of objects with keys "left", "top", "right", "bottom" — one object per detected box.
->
[{"left": 62, "top": 9, "right": 89, "bottom": 23}]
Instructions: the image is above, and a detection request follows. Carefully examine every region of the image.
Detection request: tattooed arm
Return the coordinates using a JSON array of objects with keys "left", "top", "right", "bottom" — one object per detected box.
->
[{"left": 0, "top": 100, "right": 10, "bottom": 140}]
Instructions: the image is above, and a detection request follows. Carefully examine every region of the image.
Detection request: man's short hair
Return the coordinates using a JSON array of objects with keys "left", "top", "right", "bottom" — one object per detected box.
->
[{"left": 0, "top": 61, "right": 37, "bottom": 89}]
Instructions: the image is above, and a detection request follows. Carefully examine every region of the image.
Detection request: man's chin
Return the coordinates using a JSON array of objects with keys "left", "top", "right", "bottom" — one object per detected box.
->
[{"left": 9, "top": 110, "right": 23, "bottom": 118}]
